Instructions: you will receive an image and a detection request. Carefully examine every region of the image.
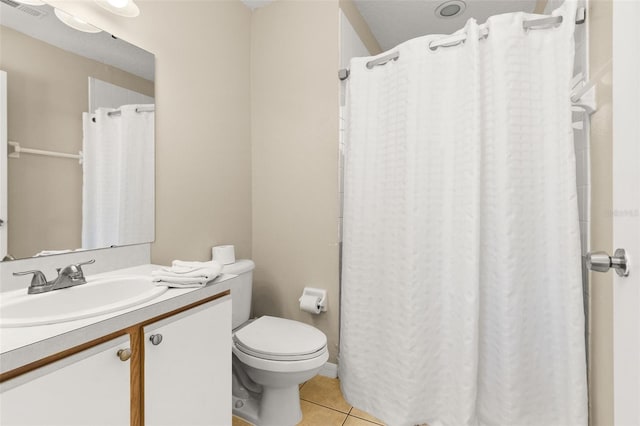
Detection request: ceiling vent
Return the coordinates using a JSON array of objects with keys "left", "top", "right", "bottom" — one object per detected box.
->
[
  {"left": 0, "top": 0, "right": 48, "bottom": 19},
  {"left": 435, "top": 0, "right": 466, "bottom": 18}
]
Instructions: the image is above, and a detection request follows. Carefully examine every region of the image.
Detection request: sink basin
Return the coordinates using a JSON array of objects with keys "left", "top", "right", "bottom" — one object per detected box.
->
[{"left": 0, "top": 275, "right": 168, "bottom": 328}]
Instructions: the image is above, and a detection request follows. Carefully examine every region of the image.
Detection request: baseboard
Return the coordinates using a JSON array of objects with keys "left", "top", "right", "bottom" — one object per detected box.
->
[{"left": 318, "top": 362, "right": 338, "bottom": 378}]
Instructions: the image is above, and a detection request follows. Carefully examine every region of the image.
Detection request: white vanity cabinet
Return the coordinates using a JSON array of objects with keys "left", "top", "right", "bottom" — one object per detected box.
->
[
  {"left": 0, "top": 335, "right": 131, "bottom": 426},
  {"left": 143, "top": 297, "right": 231, "bottom": 426},
  {"left": 0, "top": 290, "right": 232, "bottom": 426}
]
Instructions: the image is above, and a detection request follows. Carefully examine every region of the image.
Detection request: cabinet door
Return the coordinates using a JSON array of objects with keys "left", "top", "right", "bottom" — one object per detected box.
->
[
  {"left": 144, "top": 297, "right": 231, "bottom": 426},
  {"left": 0, "top": 335, "right": 131, "bottom": 426}
]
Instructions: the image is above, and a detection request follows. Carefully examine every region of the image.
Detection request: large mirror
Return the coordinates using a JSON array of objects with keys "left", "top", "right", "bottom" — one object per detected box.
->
[{"left": 0, "top": 1, "right": 155, "bottom": 261}]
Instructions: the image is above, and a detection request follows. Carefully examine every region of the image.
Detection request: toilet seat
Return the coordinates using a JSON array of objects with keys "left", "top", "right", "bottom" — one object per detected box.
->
[
  {"left": 233, "top": 344, "right": 329, "bottom": 373},
  {"left": 234, "top": 343, "right": 327, "bottom": 361},
  {"left": 233, "top": 316, "right": 327, "bottom": 361},
  {"left": 232, "top": 316, "right": 329, "bottom": 372}
]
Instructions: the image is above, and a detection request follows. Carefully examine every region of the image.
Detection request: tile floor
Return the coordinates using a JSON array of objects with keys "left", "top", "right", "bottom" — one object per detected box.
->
[{"left": 232, "top": 375, "right": 385, "bottom": 426}]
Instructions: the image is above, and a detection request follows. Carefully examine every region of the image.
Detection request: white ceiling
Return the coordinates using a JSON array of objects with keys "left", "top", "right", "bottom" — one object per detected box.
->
[
  {"left": 241, "top": 0, "right": 540, "bottom": 53},
  {"left": 353, "top": 0, "right": 539, "bottom": 51}
]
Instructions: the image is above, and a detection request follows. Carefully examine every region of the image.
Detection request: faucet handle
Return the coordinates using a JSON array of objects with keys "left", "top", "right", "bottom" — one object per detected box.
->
[
  {"left": 58, "top": 259, "right": 95, "bottom": 280},
  {"left": 13, "top": 270, "right": 48, "bottom": 288},
  {"left": 77, "top": 259, "right": 96, "bottom": 268},
  {"left": 75, "top": 259, "right": 95, "bottom": 277}
]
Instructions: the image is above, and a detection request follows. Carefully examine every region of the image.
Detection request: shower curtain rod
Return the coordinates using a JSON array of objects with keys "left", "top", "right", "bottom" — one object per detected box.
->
[
  {"left": 8, "top": 141, "right": 82, "bottom": 164},
  {"left": 106, "top": 105, "right": 155, "bottom": 117},
  {"left": 338, "top": 7, "right": 586, "bottom": 81}
]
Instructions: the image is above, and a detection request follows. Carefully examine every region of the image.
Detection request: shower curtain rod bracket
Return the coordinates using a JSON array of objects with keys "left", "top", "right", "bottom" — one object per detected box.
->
[
  {"left": 575, "top": 7, "right": 586, "bottom": 25},
  {"left": 572, "top": 87, "right": 597, "bottom": 115},
  {"left": 570, "top": 57, "right": 612, "bottom": 114}
]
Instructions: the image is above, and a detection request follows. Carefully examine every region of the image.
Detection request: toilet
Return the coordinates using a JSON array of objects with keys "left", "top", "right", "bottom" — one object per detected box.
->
[{"left": 223, "top": 260, "right": 329, "bottom": 426}]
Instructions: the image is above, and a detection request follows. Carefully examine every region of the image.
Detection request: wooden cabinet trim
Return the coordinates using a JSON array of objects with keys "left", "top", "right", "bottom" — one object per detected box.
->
[
  {"left": 130, "top": 325, "right": 144, "bottom": 426},
  {"left": 0, "top": 328, "right": 129, "bottom": 383}
]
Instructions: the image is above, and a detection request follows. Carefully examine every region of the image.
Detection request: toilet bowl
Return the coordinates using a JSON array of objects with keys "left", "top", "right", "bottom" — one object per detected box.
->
[
  {"left": 224, "top": 261, "right": 329, "bottom": 426},
  {"left": 232, "top": 316, "right": 328, "bottom": 425}
]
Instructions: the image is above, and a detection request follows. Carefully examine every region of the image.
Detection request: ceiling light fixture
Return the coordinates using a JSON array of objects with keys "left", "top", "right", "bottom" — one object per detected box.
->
[
  {"left": 107, "top": 0, "right": 129, "bottom": 7},
  {"left": 54, "top": 8, "right": 102, "bottom": 33},
  {"left": 435, "top": 0, "right": 466, "bottom": 18},
  {"left": 95, "top": 0, "right": 140, "bottom": 18},
  {"left": 12, "top": 0, "right": 46, "bottom": 5}
]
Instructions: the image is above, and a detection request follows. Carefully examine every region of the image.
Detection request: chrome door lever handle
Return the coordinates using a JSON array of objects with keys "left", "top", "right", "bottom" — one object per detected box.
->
[{"left": 586, "top": 248, "right": 629, "bottom": 277}]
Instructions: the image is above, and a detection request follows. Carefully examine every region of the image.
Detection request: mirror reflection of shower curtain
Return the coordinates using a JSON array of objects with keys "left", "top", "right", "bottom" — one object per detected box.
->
[{"left": 82, "top": 104, "right": 154, "bottom": 249}]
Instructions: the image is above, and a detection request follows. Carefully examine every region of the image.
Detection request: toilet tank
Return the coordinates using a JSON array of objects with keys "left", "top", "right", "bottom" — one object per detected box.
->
[{"left": 221, "top": 259, "right": 255, "bottom": 329}]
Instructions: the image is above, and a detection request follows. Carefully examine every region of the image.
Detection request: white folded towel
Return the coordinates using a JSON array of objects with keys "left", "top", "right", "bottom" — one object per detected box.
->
[
  {"left": 152, "top": 260, "right": 222, "bottom": 288},
  {"left": 151, "top": 275, "right": 208, "bottom": 288}
]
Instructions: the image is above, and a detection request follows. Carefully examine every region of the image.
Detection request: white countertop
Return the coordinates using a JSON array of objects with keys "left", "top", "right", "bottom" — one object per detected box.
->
[{"left": 0, "top": 264, "right": 236, "bottom": 376}]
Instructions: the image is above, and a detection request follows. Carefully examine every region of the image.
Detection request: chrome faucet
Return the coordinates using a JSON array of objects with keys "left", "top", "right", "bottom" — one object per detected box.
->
[{"left": 13, "top": 259, "right": 96, "bottom": 295}]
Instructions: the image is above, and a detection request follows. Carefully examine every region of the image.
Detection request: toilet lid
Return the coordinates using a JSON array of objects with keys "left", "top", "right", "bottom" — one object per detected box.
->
[{"left": 233, "top": 316, "right": 327, "bottom": 361}]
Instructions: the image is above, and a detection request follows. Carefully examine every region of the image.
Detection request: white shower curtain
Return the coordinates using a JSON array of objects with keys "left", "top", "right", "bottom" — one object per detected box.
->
[
  {"left": 82, "top": 104, "right": 154, "bottom": 249},
  {"left": 340, "top": 3, "right": 587, "bottom": 426}
]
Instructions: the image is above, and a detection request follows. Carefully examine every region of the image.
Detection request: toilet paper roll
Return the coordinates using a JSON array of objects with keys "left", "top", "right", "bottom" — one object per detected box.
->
[
  {"left": 212, "top": 245, "right": 235, "bottom": 265},
  {"left": 299, "top": 295, "right": 322, "bottom": 314}
]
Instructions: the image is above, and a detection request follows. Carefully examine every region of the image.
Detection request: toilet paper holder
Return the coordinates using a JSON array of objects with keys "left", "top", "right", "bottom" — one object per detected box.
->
[{"left": 299, "top": 287, "right": 327, "bottom": 312}]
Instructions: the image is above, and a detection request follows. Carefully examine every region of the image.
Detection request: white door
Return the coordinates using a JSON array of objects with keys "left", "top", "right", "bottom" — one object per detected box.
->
[
  {"left": 144, "top": 297, "right": 231, "bottom": 426},
  {"left": 612, "top": 0, "right": 640, "bottom": 424},
  {"left": 0, "top": 335, "right": 131, "bottom": 425},
  {"left": 0, "top": 70, "right": 7, "bottom": 259}
]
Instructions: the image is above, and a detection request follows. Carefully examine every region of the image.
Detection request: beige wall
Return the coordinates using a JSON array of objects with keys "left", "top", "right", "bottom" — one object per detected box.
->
[
  {"left": 251, "top": 0, "right": 341, "bottom": 362},
  {"left": 45, "top": 0, "right": 253, "bottom": 265},
  {"left": 1, "top": 25, "right": 153, "bottom": 259},
  {"left": 588, "top": 0, "right": 614, "bottom": 424}
]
